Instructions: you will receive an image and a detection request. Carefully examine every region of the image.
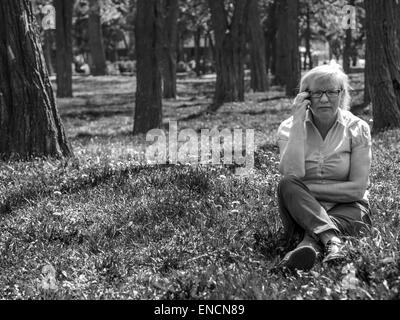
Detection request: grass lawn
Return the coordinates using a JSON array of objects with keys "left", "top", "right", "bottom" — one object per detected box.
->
[{"left": 0, "top": 74, "right": 399, "bottom": 300}]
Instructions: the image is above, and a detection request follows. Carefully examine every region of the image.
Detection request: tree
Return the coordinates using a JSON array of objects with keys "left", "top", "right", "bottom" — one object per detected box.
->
[
  {"left": 262, "top": 0, "right": 278, "bottom": 75},
  {"left": 32, "top": 0, "right": 56, "bottom": 75},
  {"left": 0, "top": 0, "right": 72, "bottom": 159},
  {"left": 365, "top": 0, "right": 400, "bottom": 131},
  {"left": 55, "top": 0, "right": 73, "bottom": 97},
  {"left": 342, "top": 0, "right": 355, "bottom": 74},
  {"left": 88, "top": 0, "right": 107, "bottom": 76},
  {"left": 133, "top": 0, "right": 163, "bottom": 135},
  {"left": 248, "top": 0, "right": 269, "bottom": 92},
  {"left": 363, "top": 36, "right": 371, "bottom": 106},
  {"left": 275, "top": 0, "right": 300, "bottom": 97},
  {"left": 177, "top": 0, "right": 211, "bottom": 76},
  {"left": 302, "top": 1, "right": 313, "bottom": 70},
  {"left": 160, "top": 0, "right": 179, "bottom": 99},
  {"left": 43, "top": 30, "right": 56, "bottom": 76},
  {"left": 207, "top": 0, "right": 250, "bottom": 110}
]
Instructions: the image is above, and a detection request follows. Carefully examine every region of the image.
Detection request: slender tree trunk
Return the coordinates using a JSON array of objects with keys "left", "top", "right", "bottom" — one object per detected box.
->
[
  {"left": 88, "top": 0, "right": 107, "bottom": 76},
  {"left": 208, "top": 0, "right": 249, "bottom": 110},
  {"left": 343, "top": 0, "right": 355, "bottom": 74},
  {"left": 270, "top": 35, "right": 277, "bottom": 77},
  {"left": 343, "top": 28, "right": 352, "bottom": 74},
  {"left": 265, "top": 0, "right": 277, "bottom": 76},
  {"left": 274, "top": 1, "right": 286, "bottom": 85},
  {"left": 177, "top": 31, "right": 184, "bottom": 62},
  {"left": 0, "top": 0, "right": 72, "bottom": 159},
  {"left": 43, "top": 30, "right": 55, "bottom": 76},
  {"left": 248, "top": 0, "right": 268, "bottom": 92},
  {"left": 365, "top": 0, "right": 400, "bottom": 132},
  {"left": 161, "top": 0, "right": 178, "bottom": 99},
  {"left": 305, "top": 4, "right": 312, "bottom": 70},
  {"left": 194, "top": 27, "right": 202, "bottom": 76},
  {"left": 207, "top": 31, "right": 215, "bottom": 62},
  {"left": 275, "top": 0, "right": 300, "bottom": 97},
  {"left": 364, "top": 42, "right": 371, "bottom": 106},
  {"left": 133, "top": 0, "right": 163, "bottom": 135},
  {"left": 55, "top": 0, "right": 73, "bottom": 97}
]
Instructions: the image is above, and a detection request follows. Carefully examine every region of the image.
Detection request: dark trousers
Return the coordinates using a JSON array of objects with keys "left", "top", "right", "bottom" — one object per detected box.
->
[{"left": 277, "top": 176, "right": 372, "bottom": 241}]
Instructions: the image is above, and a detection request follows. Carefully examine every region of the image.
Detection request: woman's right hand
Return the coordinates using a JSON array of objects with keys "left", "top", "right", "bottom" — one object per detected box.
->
[{"left": 292, "top": 92, "right": 311, "bottom": 123}]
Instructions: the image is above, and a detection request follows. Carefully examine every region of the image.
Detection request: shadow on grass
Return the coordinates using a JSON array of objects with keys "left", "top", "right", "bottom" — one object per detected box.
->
[
  {"left": 178, "top": 108, "right": 216, "bottom": 122},
  {"left": 70, "top": 129, "right": 134, "bottom": 140},
  {"left": 0, "top": 163, "right": 215, "bottom": 217},
  {"left": 62, "top": 109, "right": 132, "bottom": 121},
  {"left": 0, "top": 164, "right": 163, "bottom": 216}
]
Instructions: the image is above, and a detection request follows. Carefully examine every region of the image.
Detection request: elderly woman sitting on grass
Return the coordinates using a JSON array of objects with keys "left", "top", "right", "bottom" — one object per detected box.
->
[{"left": 276, "top": 62, "right": 373, "bottom": 271}]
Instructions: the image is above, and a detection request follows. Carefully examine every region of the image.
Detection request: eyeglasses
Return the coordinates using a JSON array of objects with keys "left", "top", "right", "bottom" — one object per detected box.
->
[{"left": 307, "top": 89, "right": 342, "bottom": 99}]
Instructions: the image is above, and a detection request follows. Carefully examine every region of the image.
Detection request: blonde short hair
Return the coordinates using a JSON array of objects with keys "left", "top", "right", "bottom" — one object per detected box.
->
[{"left": 299, "top": 61, "right": 351, "bottom": 110}]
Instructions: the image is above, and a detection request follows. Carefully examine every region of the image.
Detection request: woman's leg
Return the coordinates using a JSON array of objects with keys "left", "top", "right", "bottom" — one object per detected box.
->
[
  {"left": 327, "top": 200, "right": 372, "bottom": 236},
  {"left": 277, "top": 175, "right": 341, "bottom": 270},
  {"left": 318, "top": 202, "right": 372, "bottom": 263},
  {"left": 277, "top": 175, "right": 340, "bottom": 240}
]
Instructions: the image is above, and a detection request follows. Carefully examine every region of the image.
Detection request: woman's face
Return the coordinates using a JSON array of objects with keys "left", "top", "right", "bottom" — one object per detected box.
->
[{"left": 308, "top": 77, "right": 343, "bottom": 125}]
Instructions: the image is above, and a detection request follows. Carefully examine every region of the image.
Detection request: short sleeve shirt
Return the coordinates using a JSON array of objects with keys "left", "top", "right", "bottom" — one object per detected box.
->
[{"left": 276, "top": 108, "right": 372, "bottom": 210}]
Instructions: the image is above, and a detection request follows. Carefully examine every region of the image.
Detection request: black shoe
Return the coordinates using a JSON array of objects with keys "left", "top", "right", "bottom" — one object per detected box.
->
[
  {"left": 279, "top": 245, "right": 317, "bottom": 271},
  {"left": 323, "top": 239, "right": 345, "bottom": 263}
]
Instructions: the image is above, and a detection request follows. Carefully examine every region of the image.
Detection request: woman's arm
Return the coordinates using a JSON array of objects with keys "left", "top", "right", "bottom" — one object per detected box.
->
[
  {"left": 278, "top": 92, "right": 310, "bottom": 178},
  {"left": 278, "top": 120, "right": 306, "bottom": 178},
  {"left": 304, "top": 145, "right": 372, "bottom": 202}
]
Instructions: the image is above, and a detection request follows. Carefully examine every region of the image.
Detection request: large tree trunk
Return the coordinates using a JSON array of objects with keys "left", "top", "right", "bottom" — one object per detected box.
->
[
  {"left": 275, "top": 0, "right": 300, "bottom": 97},
  {"left": 55, "top": 0, "right": 73, "bottom": 97},
  {"left": 0, "top": 0, "right": 72, "bottom": 159},
  {"left": 248, "top": 0, "right": 269, "bottom": 92},
  {"left": 365, "top": 0, "right": 400, "bottom": 131},
  {"left": 88, "top": 0, "right": 107, "bottom": 76},
  {"left": 133, "top": 0, "right": 163, "bottom": 135},
  {"left": 208, "top": 0, "right": 249, "bottom": 111},
  {"left": 161, "top": 0, "right": 178, "bottom": 99}
]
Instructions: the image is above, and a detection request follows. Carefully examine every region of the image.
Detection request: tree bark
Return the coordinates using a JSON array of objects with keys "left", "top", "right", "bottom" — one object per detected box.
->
[
  {"left": 0, "top": 0, "right": 72, "bottom": 159},
  {"left": 133, "top": 0, "right": 163, "bottom": 135},
  {"left": 88, "top": 0, "right": 107, "bottom": 76},
  {"left": 160, "top": 0, "right": 178, "bottom": 99},
  {"left": 365, "top": 0, "right": 400, "bottom": 131},
  {"left": 275, "top": 0, "right": 300, "bottom": 97},
  {"left": 248, "top": 0, "right": 269, "bottom": 92},
  {"left": 55, "top": 0, "right": 73, "bottom": 97},
  {"left": 208, "top": 0, "right": 249, "bottom": 110}
]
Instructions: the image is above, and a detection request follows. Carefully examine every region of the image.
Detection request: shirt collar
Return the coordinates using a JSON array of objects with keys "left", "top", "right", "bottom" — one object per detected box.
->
[{"left": 305, "top": 108, "right": 346, "bottom": 127}]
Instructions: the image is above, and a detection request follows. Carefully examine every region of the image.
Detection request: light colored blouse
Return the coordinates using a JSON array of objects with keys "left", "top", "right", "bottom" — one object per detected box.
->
[{"left": 276, "top": 108, "right": 372, "bottom": 210}]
